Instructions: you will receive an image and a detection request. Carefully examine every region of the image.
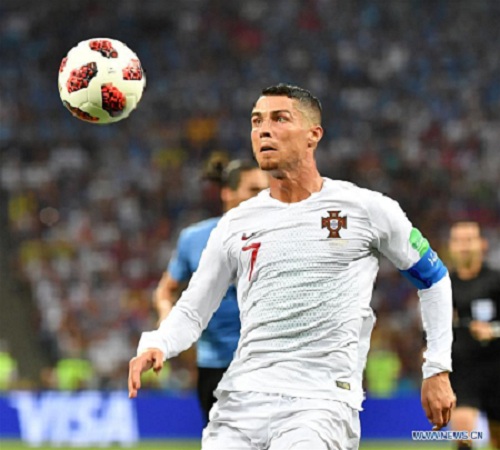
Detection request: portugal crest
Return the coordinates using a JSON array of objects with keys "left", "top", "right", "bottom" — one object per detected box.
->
[{"left": 321, "top": 211, "right": 347, "bottom": 238}]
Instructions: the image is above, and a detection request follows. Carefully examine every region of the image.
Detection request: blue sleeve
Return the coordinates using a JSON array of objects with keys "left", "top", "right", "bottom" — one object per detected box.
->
[
  {"left": 168, "top": 230, "right": 192, "bottom": 282},
  {"left": 399, "top": 247, "right": 448, "bottom": 290}
]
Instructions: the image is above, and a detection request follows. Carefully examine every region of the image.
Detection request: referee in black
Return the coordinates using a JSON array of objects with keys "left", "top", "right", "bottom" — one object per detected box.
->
[{"left": 448, "top": 221, "right": 500, "bottom": 449}]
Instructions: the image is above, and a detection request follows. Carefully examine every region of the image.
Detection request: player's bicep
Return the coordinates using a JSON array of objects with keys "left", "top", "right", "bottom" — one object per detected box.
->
[
  {"left": 398, "top": 241, "right": 448, "bottom": 290},
  {"left": 369, "top": 194, "right": 447, "bottom": 290}
]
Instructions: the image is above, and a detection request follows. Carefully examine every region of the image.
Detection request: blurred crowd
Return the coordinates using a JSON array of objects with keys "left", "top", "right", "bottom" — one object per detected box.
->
[{"left": 0, "top": 0, "right": 499, "bottom": 395}]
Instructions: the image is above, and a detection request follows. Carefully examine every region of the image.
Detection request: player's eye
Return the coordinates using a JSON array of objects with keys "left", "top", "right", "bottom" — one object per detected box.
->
[
  {"left": 276, "top": 116, "right": 287, "bottom": 123},
  {"left": 252, "top": 117, "right": 262, "bottom": 126}
]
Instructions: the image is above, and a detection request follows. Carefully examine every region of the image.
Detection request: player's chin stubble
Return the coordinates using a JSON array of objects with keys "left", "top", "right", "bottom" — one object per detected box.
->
[
  {"left": 259, "top": 161, "right": 288, "bottom": 180},
  {"left": 257, "top": 154, "right": 279, "bottom": 172}
]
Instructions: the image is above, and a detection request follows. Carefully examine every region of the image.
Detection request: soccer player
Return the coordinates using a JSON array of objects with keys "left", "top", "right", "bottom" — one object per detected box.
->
[
  {"left": 448, "top": 221, "right": 500, "bottom": 450},
  {"left": 153, "top": 159, "right": 269, "bottom": 423},
  {"left": 129, "top": 84, "right": 455, "bottom": 450}
]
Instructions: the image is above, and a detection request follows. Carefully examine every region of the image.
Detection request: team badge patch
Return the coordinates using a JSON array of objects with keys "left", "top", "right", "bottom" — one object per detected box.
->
[{"left": 321, "top": 211, "right": 347, "bottom": 238}]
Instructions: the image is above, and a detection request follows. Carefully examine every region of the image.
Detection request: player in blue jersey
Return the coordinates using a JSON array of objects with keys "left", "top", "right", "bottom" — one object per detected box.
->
[{"left": 153, "top": 159, "right": 268, "bottom": 423}]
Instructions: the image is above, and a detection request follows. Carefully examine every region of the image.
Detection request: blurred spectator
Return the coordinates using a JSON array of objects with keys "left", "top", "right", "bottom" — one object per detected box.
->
[
  {"left": 55, "top": 358, "right": 93, "bottom": 391},
  {"left": 365, "top": 323, "right": 401, "bottom": 398},
  {"left": 0, "top": 340, "right": 18, "bottom": 391}
]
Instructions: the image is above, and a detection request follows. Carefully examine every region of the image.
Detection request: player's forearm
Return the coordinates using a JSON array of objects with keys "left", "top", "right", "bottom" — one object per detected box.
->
[
  {"left": 155, "top": 299, "right": 174, "bottom": 323},
  {"left": 139, "top": 275, "right": 229, "bottom": 358},
  {"left": 154, "top": 287, "right": 177, "bottom": 309},
  {"left": 154, "top": 287, "right": 178, "bottom": 322},
  {"left": 418, "top": 274, "right": 453, "bottom": 378},
  {"left": 153, "top": 273, "right": 183, "bottom": 320},
  {"left": 139, "top": 275, "right": 230, "bottom": 358},
  {"left": 138, "top": 216, "right": 234, "bottom": 359},
  {"left": 138, "top": 304, "right": 203, "bottom": 358}
]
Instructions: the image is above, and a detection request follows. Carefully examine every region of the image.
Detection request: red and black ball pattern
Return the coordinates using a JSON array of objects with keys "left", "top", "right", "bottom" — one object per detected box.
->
[
  {"left": 59, "top": 57, "right": 68, "bottom": 73},
  {"left": 122, "top": 59, "right": 143, "bottom": 80},
  {"left": 66, "top": 62, "right": 98, "bottom": 93},
  {"left": 101, "top": 83, "right": 126, "bottom": 116},
  {"left": 62, "top": 101, "right": 99, "bottom": 122},
  {"left": 89, "top": 39, "right": 118, "bottom": 58}
]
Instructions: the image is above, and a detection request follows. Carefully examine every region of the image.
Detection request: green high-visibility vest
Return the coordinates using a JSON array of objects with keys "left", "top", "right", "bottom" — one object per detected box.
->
[
  {"left": 0, "top": 352, "right": 16, "bottom": 390},
  {"left": 365, "top": 350, "right": 401, "bottom": 398},
  {"left": 56, "top": 358, "right": 93, "bottom": 390}
]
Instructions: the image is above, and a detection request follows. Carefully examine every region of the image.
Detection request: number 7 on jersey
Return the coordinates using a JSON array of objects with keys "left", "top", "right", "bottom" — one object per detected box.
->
[{"left": 242, "top": 242, "right": 261, "bottom": 281}]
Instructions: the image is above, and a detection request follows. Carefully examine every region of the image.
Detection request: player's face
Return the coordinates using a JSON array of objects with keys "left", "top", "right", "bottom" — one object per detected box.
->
[
  {"left": 224, "top": 168, "right": 269, "bottom": 210},
  {"left": 234, "top": 169, "right": 269, "bottom": 205},
  {"left": 250, "top": 96, "right": 315, "bottom": 173},
  {"left": 448, "top": 223, "right": 486, "bottom": 269}
]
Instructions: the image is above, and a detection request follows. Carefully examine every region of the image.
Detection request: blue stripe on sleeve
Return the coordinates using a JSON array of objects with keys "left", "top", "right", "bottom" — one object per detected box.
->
[{"left": 399, "top": 247, "right": 448, "bottom": 290}]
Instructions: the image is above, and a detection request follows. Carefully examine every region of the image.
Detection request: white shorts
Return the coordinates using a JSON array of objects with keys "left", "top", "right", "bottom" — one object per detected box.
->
[{"left": 202, "top": 391, "right": 360, "bottom": 450}]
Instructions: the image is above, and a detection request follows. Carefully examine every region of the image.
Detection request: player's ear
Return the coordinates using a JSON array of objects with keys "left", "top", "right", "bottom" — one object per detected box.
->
[
  {"left": 307, "top": 125, "right": 323, "bottom": 148},
  {"left": 220, "top": 186, "right": 231, "bottom": 204}
]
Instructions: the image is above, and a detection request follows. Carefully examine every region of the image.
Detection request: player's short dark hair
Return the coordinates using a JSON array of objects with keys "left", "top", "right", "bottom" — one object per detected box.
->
[
  {"left": 222, "top": 159, "right": 259, "bottom": 191},
  {"left": 260, "top": 83, "right": 322, "bottom": 124},
  {"left": 202, "top": 152, "right": 229, "bottom": 184},
  {"left": 203, "top": 154, "right": 258, "bottom": 191}
]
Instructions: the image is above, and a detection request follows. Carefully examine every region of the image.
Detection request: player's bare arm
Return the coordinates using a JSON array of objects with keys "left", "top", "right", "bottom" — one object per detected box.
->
[
  {"left": 153, "top": 272, "right": 185, "bottom": 323},
  {"left": 421, "top": 371, "right": 456, "bottom": 430}
]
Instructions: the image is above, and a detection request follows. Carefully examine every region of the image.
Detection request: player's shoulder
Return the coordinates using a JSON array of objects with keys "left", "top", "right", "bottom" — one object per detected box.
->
[
  {"left": 322, "top": 178, "right": 398, "bottom": 208},
  {"left": 224, "top": 189, "right": 272, "bottom": 218},
  {"left": 179, "top": 217, "right": 220, "bottom": 241}
]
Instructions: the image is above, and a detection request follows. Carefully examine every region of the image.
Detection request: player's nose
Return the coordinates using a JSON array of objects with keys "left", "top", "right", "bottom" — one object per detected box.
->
[{"left": 258, "top": 116, "right": 272, "bottom": 138}]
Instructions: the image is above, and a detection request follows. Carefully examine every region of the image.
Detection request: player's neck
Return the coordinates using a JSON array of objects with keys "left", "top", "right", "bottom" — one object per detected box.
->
[{"left": 268, "top": 167, "right": 323, "bottom": 203}]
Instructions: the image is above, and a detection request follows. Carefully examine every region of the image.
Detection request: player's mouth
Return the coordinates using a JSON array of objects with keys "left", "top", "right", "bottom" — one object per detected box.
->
[{"left": 260, "top": 145, "right": 277, "bottom": 152}]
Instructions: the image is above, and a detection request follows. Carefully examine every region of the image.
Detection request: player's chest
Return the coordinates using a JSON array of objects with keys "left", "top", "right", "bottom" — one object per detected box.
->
[{"left": 226, "top": 204, "right": 375, "bottom": 267}]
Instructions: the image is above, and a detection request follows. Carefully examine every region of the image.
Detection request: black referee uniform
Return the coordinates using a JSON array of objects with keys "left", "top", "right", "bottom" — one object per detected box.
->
[{"left": 450, "top": 266, "right": 500, "bottom": 421}]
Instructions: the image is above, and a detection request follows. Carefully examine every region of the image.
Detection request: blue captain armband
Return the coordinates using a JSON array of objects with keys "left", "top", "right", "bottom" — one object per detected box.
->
[{"left": 399, "top": 247, "right": 448, "bottom": 290}]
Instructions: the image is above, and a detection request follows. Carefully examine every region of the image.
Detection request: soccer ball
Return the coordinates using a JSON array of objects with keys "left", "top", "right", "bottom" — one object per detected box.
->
[{"left": 58, "top": 38, "right": 146, "bottom": 124}]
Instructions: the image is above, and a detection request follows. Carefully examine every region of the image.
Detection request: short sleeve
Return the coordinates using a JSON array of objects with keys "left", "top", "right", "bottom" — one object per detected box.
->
[{"left": 168, "top": 230, "right": 192, "bottom": 282}]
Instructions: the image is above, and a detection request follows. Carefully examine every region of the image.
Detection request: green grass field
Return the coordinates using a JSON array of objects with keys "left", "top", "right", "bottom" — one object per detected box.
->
[{"left": 0, "top": 440, "right": 470, "bottom": 450}]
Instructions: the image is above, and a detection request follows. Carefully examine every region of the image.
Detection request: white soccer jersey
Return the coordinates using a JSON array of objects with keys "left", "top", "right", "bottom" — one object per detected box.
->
[{"left": 138, "top": 178, "right": 452, "bottom": 410}]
